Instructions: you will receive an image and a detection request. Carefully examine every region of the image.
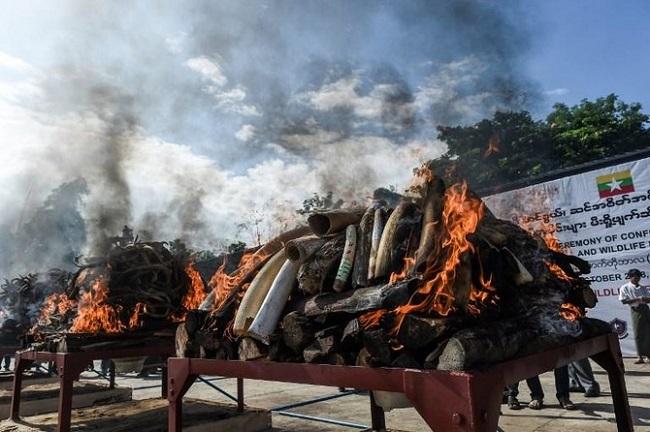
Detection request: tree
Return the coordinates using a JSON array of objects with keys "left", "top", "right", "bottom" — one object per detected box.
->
[{"left": 433, "top": 94, "right": 650, "bottom": 191}]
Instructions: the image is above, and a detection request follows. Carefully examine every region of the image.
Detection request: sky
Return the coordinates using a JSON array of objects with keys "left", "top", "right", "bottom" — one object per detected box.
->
[{"left": 0, "top": 0, "right": 648, "bottom": 273}]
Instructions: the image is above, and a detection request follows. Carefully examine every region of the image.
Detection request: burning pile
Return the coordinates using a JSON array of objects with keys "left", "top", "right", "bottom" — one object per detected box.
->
[
  {"left": 178, "top": 163, "right": 606, "bottom": 371},
  {"left": 31, "top": 239, "right": 206, "bottom": 351}
]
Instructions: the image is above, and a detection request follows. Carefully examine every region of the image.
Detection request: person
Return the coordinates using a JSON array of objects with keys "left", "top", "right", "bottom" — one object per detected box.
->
[
  {"left": 506, "top": 366, "right": 576, "bottom": 410},
  {"left": 568, "top": 358, "right": 600, "bottom": 397},
  {"left": 2, "top": 355, "right": 10, "bottom": 371},
  {"left": 618, "top": 268, "right": 650, "bottom": 363}
]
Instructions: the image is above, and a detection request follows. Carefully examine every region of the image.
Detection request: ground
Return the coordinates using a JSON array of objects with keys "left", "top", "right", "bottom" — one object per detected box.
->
[{"left": 80, "top": 357, "right": 647, "bottom": 431}]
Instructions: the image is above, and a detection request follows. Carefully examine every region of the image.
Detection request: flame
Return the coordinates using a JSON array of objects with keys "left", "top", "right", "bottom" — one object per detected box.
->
[
  {"left": 484, "top": 132, "right": 500, "bottom": 158},
  {"left": 35, "top": 293, "right": 77, "bottom": 329},
  {"left": 359, "top": 309, "right": 387, "bottom": 329},
  {"left": 208, "top": 251, "right": 268, "bottom": 312},
  {"left": 70, "top": 278, "right": 125, "bottom": 333},
  {"left": 128, "top": 302, "right": 146, "bottom": 329},
  {"left": 182, "top": 261, "right": 206, "bottom": 310},
  {"left": 546, "top": 261, "right": 573, "bottom": 282},
  {"left": 560, "top": 303, "right": 583, "bottom": 321},
  {"left": 391, "top": 183, "right": 485, "bottom": 331},
  {"left": 467, "top": 273, "right": 499, "bottom": 316},
  {"left": 389, "top": 257, "right": 415, "bottom": 284}
]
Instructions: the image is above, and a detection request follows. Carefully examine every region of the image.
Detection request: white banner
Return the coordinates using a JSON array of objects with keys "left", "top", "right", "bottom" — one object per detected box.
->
[{"left": 485, "top": 156, "right": 650, "bottom": 356}]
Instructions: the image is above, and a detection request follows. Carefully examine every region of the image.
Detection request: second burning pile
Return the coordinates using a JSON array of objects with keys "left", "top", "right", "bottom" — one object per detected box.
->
[{"left": 179, "top": 163, "right": 605, "bottom": 371}]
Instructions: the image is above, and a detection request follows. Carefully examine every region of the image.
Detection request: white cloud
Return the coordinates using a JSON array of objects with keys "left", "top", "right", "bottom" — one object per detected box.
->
[
  {"left": 164, "top": 32, "right": 187, "bottom": 54},
  {"left": 0, "top": 51, "right": 39, "bottom": 75},
  {"left": 235, "top": 124, "right": 255, "bottom": 142},
  {"left": 545, "top": 88, "right": 569, "bottom": 97},
  {"left": 185, "top": 56, "right": 227, "bottom": 87}
]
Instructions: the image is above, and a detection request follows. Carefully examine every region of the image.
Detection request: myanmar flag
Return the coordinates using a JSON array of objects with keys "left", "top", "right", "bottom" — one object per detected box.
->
[{"left": 596, "top": 170, "right": 635, "bottom": 198}]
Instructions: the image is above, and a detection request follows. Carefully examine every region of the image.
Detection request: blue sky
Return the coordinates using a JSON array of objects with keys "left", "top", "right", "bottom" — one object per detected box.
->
[{"left": 530, "top": 0, "right": 650, "bottom": 113}]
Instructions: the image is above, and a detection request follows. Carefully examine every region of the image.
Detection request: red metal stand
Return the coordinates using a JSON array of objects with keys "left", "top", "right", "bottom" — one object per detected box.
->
[
  {"left": 167, "top": 333, "right": 633, "bottom": 432},
  {"left": 0, "top": 347, "right": 20, "bottom": 357},
  {"left": 10, "top": 344, "right": 175, "bottom": 432}
]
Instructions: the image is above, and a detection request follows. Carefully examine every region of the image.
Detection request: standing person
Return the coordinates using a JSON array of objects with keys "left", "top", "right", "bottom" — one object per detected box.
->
[
  {"left": 506, "top": 376, "right": 545, "bottom": 410},
  {"left": 619, "top": 268, "right": 650, "bottom": 364},
  {"left": 568, "top": 358, "right": 601, "bottom": 397}
]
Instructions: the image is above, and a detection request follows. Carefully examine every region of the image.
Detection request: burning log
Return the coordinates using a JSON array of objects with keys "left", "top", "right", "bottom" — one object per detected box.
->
[{"left": 296, "top": 278, "right": 416, "bottom": 317}]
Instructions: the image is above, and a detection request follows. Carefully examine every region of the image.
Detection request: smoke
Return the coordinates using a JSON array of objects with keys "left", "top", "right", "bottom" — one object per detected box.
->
[{"left": 0, "top": 0, "right": 541, "bottom": 275}]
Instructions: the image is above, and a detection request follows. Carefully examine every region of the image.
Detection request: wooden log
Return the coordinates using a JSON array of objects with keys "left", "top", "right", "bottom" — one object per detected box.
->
[
  {"left": 247, "top": 260, "right": 299, "bottom": 345},
  {"left": 341, "top": 318, "right": 362, "bottom": 349},
  {"left": 284, "top": 236, "right": 327, "bottom": 263},
  {"left": 303, "top": 328, "right": 340, "bottom": 363},
  {"left": 281, "top": 312, "right": 316, "bottom": 354},
  {"left": 295, "top": 278, "right": 417, "bottom": 317},
  {"left": 352, "top": 208, "right": 374, "bottom": 288},
  {"left": 307, "top": 208, "right": 365, "bottom": 236},
  {"left": 297, "top": 235, "right": 345, "bottom": 295},
  {"left": 333, "top": 225, "right": 357, "bottom": 292},
  {"left": 397, "top": 315, "right": 455, "bottom": 350},
  {"left": 437, "top": 320, "right": 537, "bottom": 371},
  {"left": 238, "top": 337, "right": 267, "bottom": 361},
  {"left": 362, "top": 329, "right": 392, "bottom": 366}
]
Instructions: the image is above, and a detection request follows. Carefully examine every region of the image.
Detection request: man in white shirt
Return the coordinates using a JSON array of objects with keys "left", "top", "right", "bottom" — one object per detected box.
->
[{"left": 619, "top": 269, "right": 650, "bottom": 363}]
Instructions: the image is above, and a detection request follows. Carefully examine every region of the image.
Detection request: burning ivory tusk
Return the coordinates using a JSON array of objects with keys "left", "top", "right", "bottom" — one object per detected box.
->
[
  {"left": 333, "top": 225, "right": 357, "bottom": 292},
  {"left": 374, "top": 201, "right": 412, "bottom": 279},
  {"left": 248, "top": 259, "right": 299, "bottom": 345},
  {"left": 368, "top": 207, "right": 385, "bottom": 280},
  {"left": 233, "top": 250, "right": 286, "bottom": 336},
  {"left": 307, "top": 208, "right": 365, "bottom": 237},
  {"left": 284, "top": 236, "right": 327, "bottom": 263}
]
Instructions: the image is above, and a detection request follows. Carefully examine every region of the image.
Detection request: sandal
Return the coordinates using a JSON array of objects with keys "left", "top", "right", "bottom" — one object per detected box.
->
[{"left": 507, "top": 396, "right": 521, "bottom": 410}]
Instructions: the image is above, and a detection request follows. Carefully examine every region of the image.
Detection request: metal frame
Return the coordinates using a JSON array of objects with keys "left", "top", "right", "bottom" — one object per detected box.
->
[
  {"left": 167, "top": 333, "right": 633, "bottom": 432},
  {"left": 10, "top": 344, "right": 175, "bottom": 432}
]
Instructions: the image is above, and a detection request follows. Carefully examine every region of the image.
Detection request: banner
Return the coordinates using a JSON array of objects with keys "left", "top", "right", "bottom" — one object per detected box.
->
[{"left": 484, "top": 156, "right": 650, "bottom": 356}]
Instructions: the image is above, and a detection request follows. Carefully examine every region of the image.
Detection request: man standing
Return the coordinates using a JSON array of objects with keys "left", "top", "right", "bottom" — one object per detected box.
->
[{"left": 619, "top": 269, "right": 650, "bottom": 363}]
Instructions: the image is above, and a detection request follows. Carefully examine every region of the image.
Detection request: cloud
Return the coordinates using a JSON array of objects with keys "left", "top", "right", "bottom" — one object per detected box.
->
[
  {"left": 185, "top": 56, "right": 227, "bottom": 87},
  {"left": 0, "top": 51, "right": 39, "bottom": 76},
  {"left": 545, "top": 88, "right": 569, "bottom": 97},
  {"left": 235, "top": 124, "right": 255, "bottom": 142}
]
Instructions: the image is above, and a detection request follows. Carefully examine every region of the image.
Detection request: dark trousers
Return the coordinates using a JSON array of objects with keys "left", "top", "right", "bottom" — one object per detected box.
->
[
  {"left": 507, "top": 366, "right": 570, "bottom": 400},
  {"left": 568, "top": 358, "right": 600, "bottom": 392}
]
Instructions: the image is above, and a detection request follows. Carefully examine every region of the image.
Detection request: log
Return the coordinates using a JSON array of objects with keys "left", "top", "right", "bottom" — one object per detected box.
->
[
  {"left": 308, "top": 208, "right": 365, "bottom": 236},
  {"left": 352, "top": 208, "right": 374, "bottom": 288},
  {"left": 281, "top": 312, "right": 316, "bottom": 354},
  {"left": 397, "top": 315, "right": 455, "bottom": 350},
  {"left": 362, "top": 329, "right": 392, "bottom": 366},
  {"left": 340, "top": 318, "right": 362, "bottom": 349},
  {"left": 233, "top": 250, "right": 286, "bottom": 336},
  {"left": 238, "top": 337, "right": 267, "bottom": 361},
  {"left": 333, "top": 225, "right": 357, "bottom": 292},
  {"left": 247, "top": 260, "right": 299, "bottom": 345},
  {"left": 284, "top": 236, "right": 327, "bottom": 263},
  {"left": 297, "top": 235, "right": 345, "bottom": 295},
  {"left": 175, "top": 323, "right": 190, "bottom": 357},
  {"left": 296, "top": 278, "right": 417, "bottom": 317},
  {"left": 303, "top": 328, "right": 340, "bottom": 363},
  {"left": 437, "top": 320, "right": 538, "bottom": 371}
]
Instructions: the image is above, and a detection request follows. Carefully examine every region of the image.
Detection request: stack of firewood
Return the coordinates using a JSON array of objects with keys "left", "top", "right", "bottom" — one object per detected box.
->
[{"left": 177, "top": 163, "right": 606, "bottom": 371}]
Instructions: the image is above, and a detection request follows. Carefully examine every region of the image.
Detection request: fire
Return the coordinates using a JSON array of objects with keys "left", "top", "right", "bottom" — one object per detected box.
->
[
  {"left": 390, "top": 183, "right": 485, "bottom": 330},
  {"left": 208, "top": 251, "right": 268, "bottom": 311},
  {"left": 70, "top": 278, "right": 125, "bottom": 334},
  {"left": 546, "top": 261, "right": 573, "bottom": 282},
  {"left": 128, "top": 302, "right": 146, "bottom": 329},
  {"left": 467, "top": 273, "right": 499, "bottom": 316},
  {"left": 359, "top": 309, "right": 387, "bottom": 329},
  {"left": 34, "top": 293, "right": 77, "bottom": 331},
  {"left": 560, "top": 303, "right": 583, "bottom": 321},
  {"left": 389, "top": 257, "right": 415, "bottom": 284},
  {"left": 484, "top": 132, "right": 500, "bottom": 158},
  {"left": 182, "top": 261, "right": 206, "bottom": 310}
]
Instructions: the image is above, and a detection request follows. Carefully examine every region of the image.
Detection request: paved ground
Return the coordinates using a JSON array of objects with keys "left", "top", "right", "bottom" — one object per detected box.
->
[{"left": 69, "top": 357, "right": 649, "bottom": 431}]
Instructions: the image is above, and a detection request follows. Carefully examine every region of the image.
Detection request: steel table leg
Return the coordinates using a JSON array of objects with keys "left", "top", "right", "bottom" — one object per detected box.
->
[
  {"left": 167, "top": 358, "right": 198, "bottom": 432},
  {"left": 10, "top": 353, "right": 33, "bottom": 420},
  {"left": 237, "top": 378, "right": 245, "bottom": 412},
  {"left": 109, "top": 361, "right": 116, "bottom": 389},
  {"left": 591, "top": 334, "right": 634, "bottom": 432},
  {"left": 369, "top": 392, "right": 386, "bottom": 431}
]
